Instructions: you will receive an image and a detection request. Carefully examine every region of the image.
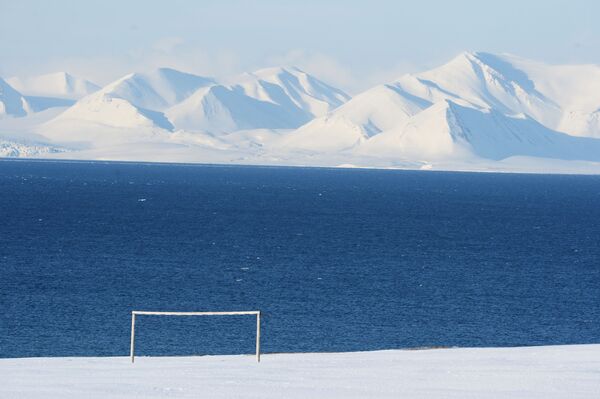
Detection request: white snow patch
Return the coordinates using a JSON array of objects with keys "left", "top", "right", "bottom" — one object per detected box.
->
[{"left": 1, "top": 345, "right": 599, "bottom": 399}]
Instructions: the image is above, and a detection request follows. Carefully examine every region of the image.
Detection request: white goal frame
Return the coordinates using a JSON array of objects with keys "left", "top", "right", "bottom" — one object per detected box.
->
[{"left": 129, "top": 310, "right": 261, "bottom": 363}]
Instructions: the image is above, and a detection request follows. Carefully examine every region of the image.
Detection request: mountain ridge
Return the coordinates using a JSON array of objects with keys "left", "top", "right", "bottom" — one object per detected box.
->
[
  {"left": 7, "top": 72, "right": 100, "bottom": 100},
  {"left": 0, "top": 78, "right": 28, "bottom": 118},
  {"left": 166, "top": 66, "right": 350, "bottom": 134},
  {"left": 2, "top": 52, "right": 600, "bottom": 173}
]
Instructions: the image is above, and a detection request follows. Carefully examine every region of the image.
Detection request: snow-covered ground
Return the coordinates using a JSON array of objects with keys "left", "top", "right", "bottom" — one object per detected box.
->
[{"left": 2, "top": 345, "right": 599, "bottom": 398}]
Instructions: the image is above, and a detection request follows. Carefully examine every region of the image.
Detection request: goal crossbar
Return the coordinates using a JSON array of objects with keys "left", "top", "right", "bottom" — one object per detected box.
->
[{"left": 130, "top": 310, "right": 261, "bottom": 363}]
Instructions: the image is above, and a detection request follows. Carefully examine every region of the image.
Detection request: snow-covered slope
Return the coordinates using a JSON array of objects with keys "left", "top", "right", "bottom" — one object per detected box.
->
[
  {"left": 392, "top": 52, "right": 600, "bottom": 138},
  {"left": 7, "top": 72, "right": 100, "bottom": 100},
  {"left": 166, "top": 67, "right": 349, "bottom": 133},
  {"left": 95, "top": 68, "right": 215, "bottom": 111},
  {"left": 286, "top": 51, "right": 600, "bottom": 162},
  {"left": 48, "top": 95, "right": 173, "bottom": 130},
  {"left": 501, "top": 54, "right": 600, "bottom": 137},
  {"left": 276, "top": 83, "right": 430, "bottom": 151},
  {"left": 2, "top": 345, "right": 599, "bottom": 399},
  {"left": 358, "top": 100, "right": 600, "bottom": 162},
  {"left": 235, "top": 66, "right": 349, "bottom": 117},
  {"left": 298, "top": 51, "right": 600, "bottom": 152},
  {"left": 41, "top": 68, "right": 213, "bottom": 142},
  {"left": 41, "top": 95, "right": 173, "bottom": 145},
  {"left": 0, "top": 78, "right": 28, "bottom": 118},
  {"left": 394, "top": 52, "right": 558, "bottom": 118}
]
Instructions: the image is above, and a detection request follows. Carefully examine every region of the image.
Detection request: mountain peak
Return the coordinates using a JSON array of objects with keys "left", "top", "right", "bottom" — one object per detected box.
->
[
  {"left": 91, "top": 68, "right": 215, "bottom": 110},
  {"left": 441, "top": 51, "right": 533, "bottom": 85},
  {"left": 166, "top": 65, "right": 349, "bottom": 134}
]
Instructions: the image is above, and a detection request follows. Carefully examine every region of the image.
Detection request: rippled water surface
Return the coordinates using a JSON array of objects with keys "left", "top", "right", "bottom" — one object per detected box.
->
[{"left": 1, "top": 159, "right": 599, "bottom": 357}]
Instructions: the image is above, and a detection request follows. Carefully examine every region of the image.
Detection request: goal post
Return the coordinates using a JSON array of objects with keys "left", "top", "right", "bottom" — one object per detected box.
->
[{"left": 129, "top": 310, "right": 261, "bottom": 363}]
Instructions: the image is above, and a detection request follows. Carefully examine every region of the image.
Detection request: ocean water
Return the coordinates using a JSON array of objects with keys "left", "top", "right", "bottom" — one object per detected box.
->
[{"left": 1, "top": 159, "right": 599, "bottom": 358}]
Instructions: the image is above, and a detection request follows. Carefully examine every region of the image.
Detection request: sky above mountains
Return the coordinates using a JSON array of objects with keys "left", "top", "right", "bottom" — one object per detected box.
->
[{"left": 1, "top": 0, "right": 599, "bottom": 92}]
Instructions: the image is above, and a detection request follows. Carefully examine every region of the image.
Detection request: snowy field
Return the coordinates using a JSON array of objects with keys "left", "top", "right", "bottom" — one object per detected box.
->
[{"left": 2, "top": 345, "right": 599, "bottom": 398}]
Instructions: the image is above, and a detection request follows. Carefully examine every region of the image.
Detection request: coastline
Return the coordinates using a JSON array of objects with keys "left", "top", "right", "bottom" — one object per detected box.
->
[{"left": 3, "top": 155, "right": 600, "bottom": 176}]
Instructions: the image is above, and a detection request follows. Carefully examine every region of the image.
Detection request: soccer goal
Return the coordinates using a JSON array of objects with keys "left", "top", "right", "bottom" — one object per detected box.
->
[{"left": 129, "top": 310, "right": 261, "bottom": 363}]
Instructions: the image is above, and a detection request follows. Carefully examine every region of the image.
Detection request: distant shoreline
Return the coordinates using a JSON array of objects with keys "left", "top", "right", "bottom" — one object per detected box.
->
[{"left": 3, "top": 156, "right": 600, "bottom": 177}]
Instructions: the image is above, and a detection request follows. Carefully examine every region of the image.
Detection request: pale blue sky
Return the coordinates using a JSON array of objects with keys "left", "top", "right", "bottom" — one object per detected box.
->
[{"left": 1, "top": 0, "right": 598, "bottom": 92}]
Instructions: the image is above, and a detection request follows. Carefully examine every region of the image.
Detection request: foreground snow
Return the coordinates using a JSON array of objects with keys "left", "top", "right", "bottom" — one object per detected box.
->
[{"left": 2, "top": 345, "right": 599, "bottom": 398}]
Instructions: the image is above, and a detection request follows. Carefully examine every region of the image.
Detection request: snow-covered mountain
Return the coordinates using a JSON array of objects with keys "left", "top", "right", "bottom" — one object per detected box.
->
[
  {"left": 40, "top": 94, "right": 174, "bottom": 145},
  {"left": 281, "top": 52, "right": 600, "bottom": 164},
  {"left": 295, "top": 52, "right": 600, "bottom": 148},
  {"left": 276, "top": 83, "right": 430, "bottom": 151},
  {"left": 390, "top": 52, "right": 600, "bottom": 138},
  {"left": 42, "top": 66, "right": 350, "bottom": 144},
  {"left": 7, "top": 72, "right": 100, "bottom": 100},
  {"left": 41, "top": 68, "right": 215, "bottom": 142},
  {"left": 4, "top": 52, "right": 600, "bottom": 174},
  {"left": 90, "top": 68, "right": 215, "bottom": 111},
  {"left": 166, "top": 67, "right": 350, "bottom": 133},
  {"left": 0, "top": 78, "right": 28, "bottom": 118},
  {"left": 357, "top": 100, "right": 600, "bottom": 162},
  {"left": 50, "top": 95, "right": 174, "bottom": 131}
]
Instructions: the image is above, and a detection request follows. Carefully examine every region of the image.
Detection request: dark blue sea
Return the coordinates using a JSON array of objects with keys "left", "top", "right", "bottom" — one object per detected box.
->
[{"left": 1, "top": 159, "right": 599, "bottom": 358}]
